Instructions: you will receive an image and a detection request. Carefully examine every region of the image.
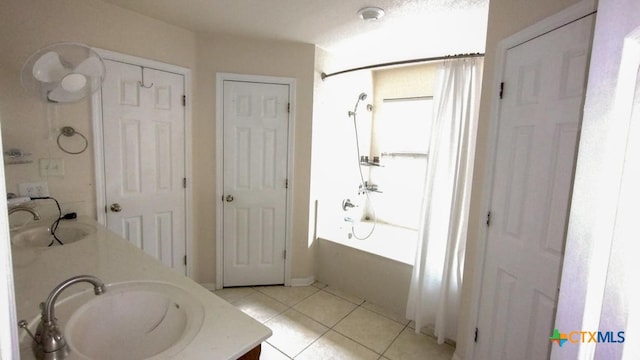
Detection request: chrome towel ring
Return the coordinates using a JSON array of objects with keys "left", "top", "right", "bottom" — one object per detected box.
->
[{"left": 57, "top": 126, "right": 88, "bottom": 155}]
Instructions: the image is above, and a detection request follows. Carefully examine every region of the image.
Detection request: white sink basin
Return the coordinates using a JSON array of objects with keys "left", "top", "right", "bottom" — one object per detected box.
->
[
  {"left": 10, "top": 221, "right": 96, "bottom": 247},
  {"left": 19, "top": 281, "right": 204, "bottom": 360},
  {"left": 67, "top": 281, "right": 205, "bottom": 359}
]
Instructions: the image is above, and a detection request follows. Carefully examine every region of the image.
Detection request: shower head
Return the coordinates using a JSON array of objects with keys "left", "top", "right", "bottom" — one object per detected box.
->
[{"left": 349, "top": 92, "right": 368, "bottom": 117}]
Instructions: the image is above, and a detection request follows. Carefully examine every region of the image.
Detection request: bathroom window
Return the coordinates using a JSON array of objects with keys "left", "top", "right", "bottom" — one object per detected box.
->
[{"left": 370, "top": 97, "right": 433, "bottom": 229}]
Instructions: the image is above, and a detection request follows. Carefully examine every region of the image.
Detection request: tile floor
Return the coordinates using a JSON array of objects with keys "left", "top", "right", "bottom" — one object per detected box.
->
[{"left": 213, "top": 282, "right": 455, "bottom": 360}]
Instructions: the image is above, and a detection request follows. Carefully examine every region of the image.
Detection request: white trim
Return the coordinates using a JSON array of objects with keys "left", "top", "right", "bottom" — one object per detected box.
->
[
  {"left": 498, "top": 0, "right": 596, "bottom": 52},
  {"left": 465, "top": 1, "right": 597, "bottom": 359},
  {"left": 0, "top": 128, "right": 19, "bottom": 359},
  {"left": 199, "top": 283, "right": 217, "bottom": 291},
  {"left": 554, "top": 18, "right": 640, "bottom": 360},
  {"left": 91, "top": 90, "right": 106, "bottom": 225},
  {"left": 290, "top": 276, "right": 316, "bottom": 287},
  {"left": 90, "top": 48, "right": 194, "bottom": 278},
  {"left": 215, "top": 72, "right": 296, "bottom": 290}
]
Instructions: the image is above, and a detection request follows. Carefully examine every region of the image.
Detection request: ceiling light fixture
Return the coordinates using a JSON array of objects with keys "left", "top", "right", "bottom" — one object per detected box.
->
[{"left": 358, "top": 7, "right": 385, "bottom": 21}]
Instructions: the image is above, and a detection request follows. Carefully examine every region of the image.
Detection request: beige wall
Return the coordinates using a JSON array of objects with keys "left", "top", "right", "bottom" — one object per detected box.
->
[
  {"left": 456, "top": 0, "right": 584, "bottom": 357},
  {"left": 0, "top": 0, "right": 317, "bottom": 285},
  {"left": 192, "top": 33, "right": 316, "bottom": 284}
]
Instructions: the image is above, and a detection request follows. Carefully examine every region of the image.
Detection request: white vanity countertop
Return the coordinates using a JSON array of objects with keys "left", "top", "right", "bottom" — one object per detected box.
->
[{"left": 11, "top": 216, "right": 272, "bottom": 359}]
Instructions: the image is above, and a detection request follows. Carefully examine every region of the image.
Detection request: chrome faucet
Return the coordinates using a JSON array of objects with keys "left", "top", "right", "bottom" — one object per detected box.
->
[
  {"left": 8, "top": 206, "right": 40, "bottom": 220},
  {"left": 19, "top": 275, "right": 106, "bottom": 360}
]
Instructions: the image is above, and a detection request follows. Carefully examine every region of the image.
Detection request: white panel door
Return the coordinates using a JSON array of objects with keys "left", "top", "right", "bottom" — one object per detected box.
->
[
  {"left": 476, "top": 15, "right": 594, "bottom": 359},
  {"left": 222, "top": 80, "right": 289, "bottom": 287},
  {"left": 102, "top": 60, "right": 186, "bottom": 274}
]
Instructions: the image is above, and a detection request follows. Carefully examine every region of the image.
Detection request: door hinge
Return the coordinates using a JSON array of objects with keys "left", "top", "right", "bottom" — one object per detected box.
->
[
  {"left": 285, "top": 179, "right": 289, "bottom": 189},
  {"left": 182, "top": 95, "right": 186, "bottom": 106},
  {"left": 287, "top": 103, "right": 290, "bottom": 113},
  {"left": 184, "top": 255, "right": 187, "bottom": 266},
  {"left": 499, "top": 82, "right": 504, "bottom": 99},
  {"left": 486, "top": 211, "right": 491, "bottom": 226},
  {"left": 283, "top": 250, "right": 287, "bottom": 259},
  {"left": 183, "top": 178, "right": 187, "bottom": 189},
  {"left": 475, "top": 327, "right": 479, "bottom": 343}
]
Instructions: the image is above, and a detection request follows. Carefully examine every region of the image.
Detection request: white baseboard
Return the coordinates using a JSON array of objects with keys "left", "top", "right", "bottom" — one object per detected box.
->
[
  {"left": 203, "top": 277, "right": 315, "bottom": 289},
  {"left": 290, "top": 276, "right": 315, "bottom": 287},
  {"left": 199, "top": 282, "right": 217, "bottom": 291}
]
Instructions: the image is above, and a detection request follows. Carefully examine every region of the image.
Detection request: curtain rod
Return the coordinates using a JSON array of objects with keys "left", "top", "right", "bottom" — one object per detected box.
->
[{"left": 320, "top": 52, "right": 484, "bottom": 80}]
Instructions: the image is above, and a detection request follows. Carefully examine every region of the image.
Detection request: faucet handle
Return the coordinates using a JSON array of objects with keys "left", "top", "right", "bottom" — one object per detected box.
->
[
  {"left": 342, "top": 198, "right": 357, "bottom": 211},
  {"left": 18, "top": 320, "right": 39, "bottom": 344}
]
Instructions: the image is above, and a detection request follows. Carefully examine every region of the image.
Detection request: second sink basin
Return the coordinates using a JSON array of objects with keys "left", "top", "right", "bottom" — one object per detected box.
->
[
  {"left": 65, "top": 281, "right": 204, "bottom": 359},
  {"left": 10, "top": 221, "right": 96, "bottom": 248}
]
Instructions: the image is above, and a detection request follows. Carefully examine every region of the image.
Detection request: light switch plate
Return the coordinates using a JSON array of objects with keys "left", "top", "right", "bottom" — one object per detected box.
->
[
  {"left": 39, "top": 158, "right": 65, "bottom": 176},
  {"left": 18, "top": 182, "right": 49, "bottom": 198}
]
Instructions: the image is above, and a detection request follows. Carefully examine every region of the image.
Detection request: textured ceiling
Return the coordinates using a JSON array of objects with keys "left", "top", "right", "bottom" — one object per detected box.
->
[{"left": 101, "top": 0, "right": 489, "bottom": 66}]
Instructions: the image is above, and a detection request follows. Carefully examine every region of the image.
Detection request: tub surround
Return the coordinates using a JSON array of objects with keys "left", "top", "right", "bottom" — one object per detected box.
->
[
  {"left": 317, "top": 237, "right": 413, "bottom": 321},
  {"left": 317, "top": 222, "right": 417, "bottom": 317},
  {"left": 11, "top": 216, "right": 271, "bottom": 359}
]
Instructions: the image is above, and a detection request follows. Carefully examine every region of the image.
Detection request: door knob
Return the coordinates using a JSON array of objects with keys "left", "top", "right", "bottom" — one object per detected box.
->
[
  {"left": 225, "top": 195, "right": 234, "bottom": 202},
  {"left": 110, "top": 203, "right": 122, "bottom": 212}
]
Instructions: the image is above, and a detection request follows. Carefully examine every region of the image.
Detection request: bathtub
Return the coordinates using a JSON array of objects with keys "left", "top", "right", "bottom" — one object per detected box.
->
[{"left": 317, "top": 221, "right": 417, "bottom": 318}]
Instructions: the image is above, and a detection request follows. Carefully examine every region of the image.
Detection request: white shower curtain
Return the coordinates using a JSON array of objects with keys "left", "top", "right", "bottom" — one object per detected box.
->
[{"left": 406, "top": 57, "right": 483, "bottom": 344}]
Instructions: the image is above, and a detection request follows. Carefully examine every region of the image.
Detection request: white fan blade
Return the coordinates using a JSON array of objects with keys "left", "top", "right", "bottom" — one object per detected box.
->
[
  {"left": 61, "top": 73, "right": 87, "bottom": 92},
  {"left": 32, "top": 51, "right": 68, "bottom": 83},
  {"left": 74, "top": 56, "right": 104, "bottom": 78},
  {"left": 48, "top": 85, "right": 85, "bottom": 103}
]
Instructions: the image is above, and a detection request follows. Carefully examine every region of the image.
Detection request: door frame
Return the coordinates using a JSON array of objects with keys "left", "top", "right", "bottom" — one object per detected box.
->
[
  {"left": 465, "top": 1, "right": 597, "bottom": 359},
  {"left": 90, "top": 48, "right": 193, "bottom": 277},
  {"left": 215, "top": 73, "right": 296, "bottom": 289},
  {"left": 0, "top": 132, "right": 18, "bottom": 358}
]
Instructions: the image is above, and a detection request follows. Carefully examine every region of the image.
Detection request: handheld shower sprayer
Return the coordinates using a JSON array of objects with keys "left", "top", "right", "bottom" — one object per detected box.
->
[
  {"left": 346, "top": 91, "right": 377, "bottom": 240},
  {"left": 348, "top": 92, "right": 368, "bottom": 117}
]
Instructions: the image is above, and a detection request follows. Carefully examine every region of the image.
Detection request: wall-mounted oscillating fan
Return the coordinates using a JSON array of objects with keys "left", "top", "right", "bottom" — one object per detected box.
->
[{"left": 21, "top": 42, "right": 105, "bottom": 103}]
